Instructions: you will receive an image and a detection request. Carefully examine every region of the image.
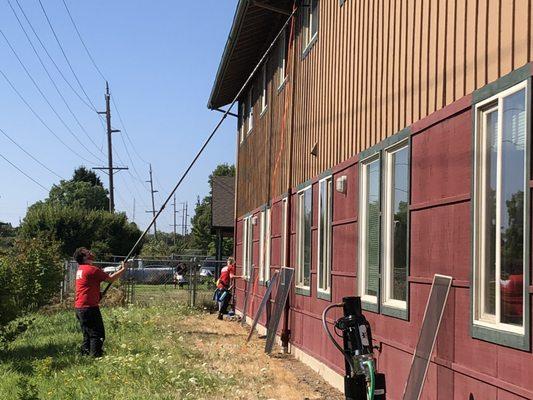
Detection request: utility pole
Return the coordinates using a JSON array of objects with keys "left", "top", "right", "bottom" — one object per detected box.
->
[
  {"left": 132, "top": 198, "right": 136, "bottom": 223},
  {"left": 172, "top": 194, "right": 177, "bottom": 244},
  {"left": 94, "top": 82, "right": 127, "bottom": 212},
  {"left": 184, "top": 201, "right": 188, "bottom": 235},
  {"left": 145, "top": 163, "right": 158, "bottom": 237}
]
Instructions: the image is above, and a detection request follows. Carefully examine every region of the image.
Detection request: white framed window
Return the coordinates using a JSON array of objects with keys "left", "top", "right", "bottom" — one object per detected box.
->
[
  {"left": 278, "top": 28, "right": 289, "bottom": 89},
  {"left": 258, "top": 208, "right": 271, "bottom": 283},
  {"left": 260, "top": 63, "right": 268, "bottom": 114},
  {"left": 263, "top": 208, "right": 272, "bottom": 282},
  {"left": 281, "top": 196, "right": 288, "bottom": 267},
  {"left": 382, "top": 141, "right": 409, "bottom": 310},
  {"left": 246, "top": 88, "right": 253, "bottom": 134},
  {"left": 359, "top": 155, "right": 381, "bottom": 305},
  {"left": 242, "top": 216, "right": 253, "bottom": 279},
  {"left": 296, "top": 186, "right": 312, "bottom": 289},
  {"left": 317, "top": 176, "right": 332, "bottom": 295},
  {"left": 302, "top": 0, "right": 319, "bottom": 51},
  {"left": 259, "top": 210, "right": 266, "bottom": 282},
  {"left": 473, "top": 81, "right": 528, "bottom": 335},
  {"left": 239, "top": 100, "right": 246, "bottom": 143}
]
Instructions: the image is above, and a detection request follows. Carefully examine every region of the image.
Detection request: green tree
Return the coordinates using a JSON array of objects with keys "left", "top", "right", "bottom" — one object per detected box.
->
[
  {"left": 72, "top": 166, "right": 104, "bottom": 187},
  {"left": 18, "top": 204, "right": 141, "bottom": 259},
  {"left": 0, "top": 222, "right": 17, "bottom": 253},
  {"left": 48, "top": 180, "right": 108, "bottom": 211}
]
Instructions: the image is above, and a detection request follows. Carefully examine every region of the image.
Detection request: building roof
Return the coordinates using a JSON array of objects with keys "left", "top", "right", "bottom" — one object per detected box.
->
[
  {"left": 211, "top": 176, "right": 235, "bottom": 231},
  {"left": 207, "top": 0, "right": 292, "bottom": 109}
]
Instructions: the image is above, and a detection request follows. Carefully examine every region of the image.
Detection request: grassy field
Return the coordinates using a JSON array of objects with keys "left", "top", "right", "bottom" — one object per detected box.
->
[{"left": 0, "top": 305, "right": 232, "bottom": 400}]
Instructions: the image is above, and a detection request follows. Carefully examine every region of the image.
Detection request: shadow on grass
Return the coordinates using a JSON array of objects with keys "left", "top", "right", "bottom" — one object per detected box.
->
[{"left": 0, "top": 339, "right": 83, "bottom": 376}]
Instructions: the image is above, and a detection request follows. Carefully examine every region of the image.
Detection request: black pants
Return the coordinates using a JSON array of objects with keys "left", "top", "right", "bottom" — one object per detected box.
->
[{"left": 75, "top": 307, "right": 105, "bottom": 357}]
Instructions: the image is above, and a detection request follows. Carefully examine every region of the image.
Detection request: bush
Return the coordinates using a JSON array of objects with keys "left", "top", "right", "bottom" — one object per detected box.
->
[{"left": 0, "top": 237, "right": 63, "bottom": 343}]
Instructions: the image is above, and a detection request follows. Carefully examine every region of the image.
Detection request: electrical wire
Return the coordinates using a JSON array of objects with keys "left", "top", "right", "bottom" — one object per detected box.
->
[
  {"left": 61, "top": 0, "right": 106, "bottom": 82},
  {"left": 0, "top": 150, "right": 48, "bottom": 191},
  {"left": 0, "top": 29, "right": 105, "bottom": 163},
  {"left": 60, "top": 1, "right": 154, "bottom": 192},
  {"left": 37, "top": 0, "right": 100, "bottom": 115},
  {"left": 13, "top": 0, "right": 96, "bottom": 113},
  {"left": 111, "top": 95, "right": 150, "bottom": 165},
  {"left": 6, "top": 0, "right": 107, "bottom": 162},
  {"left": 0, "top": 127, "right": 64, "bottom": 180},
  {"left": 0, "top": 68, "right": 92, "bottom": 163}
]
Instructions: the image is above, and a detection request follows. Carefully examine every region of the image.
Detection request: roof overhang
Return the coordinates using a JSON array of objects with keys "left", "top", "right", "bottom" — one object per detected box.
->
[{"left": 207, "top": 0, "right": 293, "bottom": 109}]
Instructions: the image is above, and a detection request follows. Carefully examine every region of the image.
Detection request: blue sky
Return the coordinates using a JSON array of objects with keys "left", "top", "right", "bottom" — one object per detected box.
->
[{"left": 0, "top": 0, "right": 238, "bottom": 232}]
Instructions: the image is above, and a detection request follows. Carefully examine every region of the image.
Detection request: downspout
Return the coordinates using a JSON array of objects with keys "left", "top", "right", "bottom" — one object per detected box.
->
[{"left": 281, "top": 1, "right": 298, "bottom": 352}]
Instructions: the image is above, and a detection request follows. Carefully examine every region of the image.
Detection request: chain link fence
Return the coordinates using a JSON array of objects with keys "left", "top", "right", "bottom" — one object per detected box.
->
[{"left": 61, "top": 257, "right": 227, "bottom": 310}]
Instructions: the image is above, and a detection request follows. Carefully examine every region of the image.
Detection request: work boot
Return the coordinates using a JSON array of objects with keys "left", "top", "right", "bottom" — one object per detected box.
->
[{"left": 217, "top": 313, "right": 223, "bottom": 320}]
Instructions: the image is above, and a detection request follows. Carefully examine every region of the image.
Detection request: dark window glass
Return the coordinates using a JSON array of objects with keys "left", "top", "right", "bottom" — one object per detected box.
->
[{"left": 500, "top": 89, "right": 526, "bottom": 326}]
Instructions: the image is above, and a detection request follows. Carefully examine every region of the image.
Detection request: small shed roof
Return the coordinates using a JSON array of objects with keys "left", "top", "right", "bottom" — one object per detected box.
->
[
  {"left": 211, "top": 176, "right": 235, "bottom": 231},
  {"left": 207, "top": 0, "right": 292, "bottom": 109}
]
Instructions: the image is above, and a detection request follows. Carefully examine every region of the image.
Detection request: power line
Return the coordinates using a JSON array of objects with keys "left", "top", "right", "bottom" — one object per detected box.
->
[
  {"left": 0, "top": 68, "right": 92, "bottom": 163},
  {"left": 37, "top": 0, "right": 100, "bottom": 114},
  {"left": 58, "top": 1, "right": 153, "bottom": 192},
  {"left": 0, "top": 151, "right": 48, "bottom": 191},
  {"left": 6, "top": 0, "right": 107, "bottom": 162},
  {"left": 13, "top": 0, "right": 97, "bottom": 113},
  {"left": 0, "top": 127, "right": 64, "bottom": 180},
  {"left": 111, "top": 95, "right": 150, "bottom": 165},
  {"left": 0, "top": 29, "right": 105, "bottom": 163},
  {"left": 61, "top": 0, "right": 106, "bottom": 82}
]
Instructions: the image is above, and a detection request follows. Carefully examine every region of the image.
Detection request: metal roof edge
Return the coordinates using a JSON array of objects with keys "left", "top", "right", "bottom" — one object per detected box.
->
[{"left": 207, "top": 0, "right": 250, "bottom": 110}]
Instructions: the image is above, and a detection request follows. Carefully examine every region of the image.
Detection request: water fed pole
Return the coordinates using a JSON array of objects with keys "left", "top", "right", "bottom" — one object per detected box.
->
[
  {"left": 100, "top": 7, "right": 298, "bottom": 299},
  {"left": 322, "top": 297, "right": 386, "bottom": 400}
]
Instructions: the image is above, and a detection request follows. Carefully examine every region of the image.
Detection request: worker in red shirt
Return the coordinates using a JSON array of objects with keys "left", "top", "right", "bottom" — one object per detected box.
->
[
  {"left": 216, "top": 257, "right": 241, "bottom": 320},
  {"left": 74, "top": 247, "right": 128, "bottom": 357}
]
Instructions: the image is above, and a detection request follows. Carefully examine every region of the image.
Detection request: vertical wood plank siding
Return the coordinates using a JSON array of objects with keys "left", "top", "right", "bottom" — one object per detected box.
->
[{"left": 236, "top": 0, "right": 533, "bottom": 217}]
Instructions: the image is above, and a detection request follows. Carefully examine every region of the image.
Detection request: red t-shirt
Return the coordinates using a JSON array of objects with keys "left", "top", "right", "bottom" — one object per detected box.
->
[
  {"left": 217, "top": 264, "right": 236, "bottom": 289},
  {"left": 75, "top": 264, "right": 110, "bottom": 308}
]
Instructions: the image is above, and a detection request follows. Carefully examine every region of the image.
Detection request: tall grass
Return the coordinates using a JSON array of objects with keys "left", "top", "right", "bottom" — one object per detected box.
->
[{"left": 0, "top": 305, "right": 231, "bottom": 400}]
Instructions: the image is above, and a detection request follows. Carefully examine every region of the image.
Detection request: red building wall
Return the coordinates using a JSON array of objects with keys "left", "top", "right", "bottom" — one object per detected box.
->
[{"left": 233, "top": 93, "right": 533, "bottom": 399}]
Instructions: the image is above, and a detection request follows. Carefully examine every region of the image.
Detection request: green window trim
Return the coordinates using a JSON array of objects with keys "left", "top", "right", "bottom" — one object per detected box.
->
[
  {"left": 470, "top": 74, "right": 532, "bottom": 351},
  {"left": 358, "top": 128, "right": 411, "bottom": 318}
]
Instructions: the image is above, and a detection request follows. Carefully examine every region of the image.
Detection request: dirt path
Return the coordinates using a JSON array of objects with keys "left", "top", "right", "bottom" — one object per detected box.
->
[{"left": 178, "top": 313, "right": 345, "bottom": 400}]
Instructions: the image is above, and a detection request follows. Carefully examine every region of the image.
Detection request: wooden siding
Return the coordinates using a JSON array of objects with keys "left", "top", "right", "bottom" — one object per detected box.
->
[
  {"left": 235, "top": 0, "right": 533, "bottom": 217},
  {"left": 235, "top": 100, "right": 533, "bottom": 399}
]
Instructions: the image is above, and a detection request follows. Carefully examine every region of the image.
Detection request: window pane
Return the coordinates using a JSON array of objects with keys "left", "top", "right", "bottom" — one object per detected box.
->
[
  {"left": 304, "top": 189, "right": 312, "bottom": 287},
  {"left": 365, "top": 160, "right": 380, "bottom": 297},
  {"left": 481, "top": 109, "right": 498, "bottom": 316},
  {"left": 318, "top": 179, "right": 331, "bottom": 291},
  {"left": 319, "top": 180, "right": 327, "bottom": 289},
  {"left": 500, "top": 89, "right": 526, "bottom": 326},
  {"left": 311, "top": 0, "right": 319, "bottom": 38},
  {"left": 391, "top": 146, "right": 408, "bottom": 301}
]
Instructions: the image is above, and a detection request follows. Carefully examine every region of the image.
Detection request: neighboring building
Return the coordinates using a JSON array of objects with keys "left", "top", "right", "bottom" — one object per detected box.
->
[
  {"left": 208, "top": 1, "right": 533, "bottom": 398},
  {"left": 210, "top": 176, "right": 235, "bottom": 260}
]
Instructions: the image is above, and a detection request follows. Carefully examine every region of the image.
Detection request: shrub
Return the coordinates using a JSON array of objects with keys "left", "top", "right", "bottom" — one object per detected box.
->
[{"left": 0, "top": 237, "right": 63, "bottom": 345}]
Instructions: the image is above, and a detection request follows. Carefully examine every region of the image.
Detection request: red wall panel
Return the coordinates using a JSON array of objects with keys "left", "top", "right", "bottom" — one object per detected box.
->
[
  {"left": 410, "top": 202, "right": 471, "bottom": 281},
  {"left": 411, "top": 109, "right": 472, "bottom": 205}
]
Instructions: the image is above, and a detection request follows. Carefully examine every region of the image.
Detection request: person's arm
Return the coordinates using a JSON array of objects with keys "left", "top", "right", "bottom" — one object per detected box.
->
[{"left": 106, "top": 261, "right": 128, "bottom": 283}]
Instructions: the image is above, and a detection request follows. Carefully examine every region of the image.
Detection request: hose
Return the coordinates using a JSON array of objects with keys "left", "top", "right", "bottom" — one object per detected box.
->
[
  {"left": 362, "top": 359, "right": 375, "bottom": 400},
  {"left": 321, "top": 303, "right": 357, "bottom": 375}
]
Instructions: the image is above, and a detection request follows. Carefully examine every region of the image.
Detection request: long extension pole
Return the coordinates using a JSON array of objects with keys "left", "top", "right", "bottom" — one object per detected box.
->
[{"left": 101, "top": 7, "right": 297, "bottom": 297}]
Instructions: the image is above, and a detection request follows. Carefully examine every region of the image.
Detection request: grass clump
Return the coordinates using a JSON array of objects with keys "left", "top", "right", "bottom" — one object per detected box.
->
[{"left": 0, "top": 305, "right": 228, "bottom": 400}]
